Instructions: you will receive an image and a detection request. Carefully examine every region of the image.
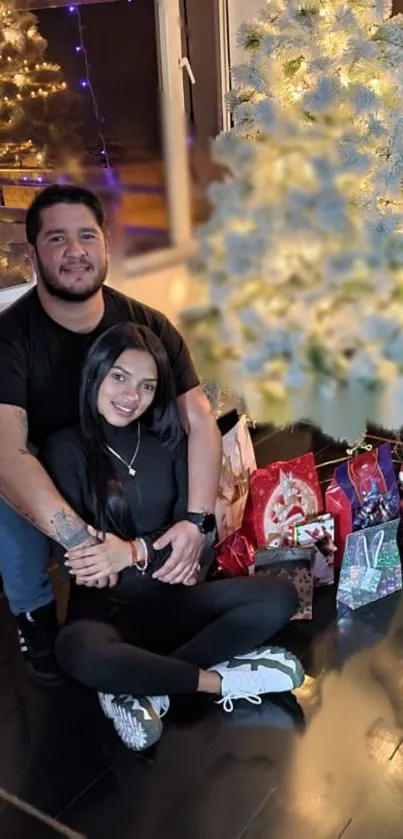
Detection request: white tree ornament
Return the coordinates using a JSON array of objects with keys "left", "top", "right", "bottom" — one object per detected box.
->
[{"left": 182, "top": 0, "right": 403, "bottom": 440}]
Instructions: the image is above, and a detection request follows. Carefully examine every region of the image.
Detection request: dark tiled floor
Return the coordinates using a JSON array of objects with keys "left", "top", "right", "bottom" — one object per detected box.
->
[{"left": 1, "top": 423, "right": 403, "bottom": 838}]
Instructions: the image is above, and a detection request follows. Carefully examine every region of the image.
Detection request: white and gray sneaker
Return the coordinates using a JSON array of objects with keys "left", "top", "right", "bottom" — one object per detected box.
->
[
  {"left": 98, "top": 692, "right": 170, "bottom": 751},
  {"left": 210, "top": 646, "right": 304, "bottom": 712}
]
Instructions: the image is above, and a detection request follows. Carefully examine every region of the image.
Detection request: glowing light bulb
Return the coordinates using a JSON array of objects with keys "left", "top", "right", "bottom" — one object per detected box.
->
[
  {"left": 291, "top": 86, "right": 304, "bottom": 101},
  {"left": 75, "top": 45, "right": 82, "bottom": 53},
  {"left": 80, "top": 79, "right": 88, "bottom": 88}
]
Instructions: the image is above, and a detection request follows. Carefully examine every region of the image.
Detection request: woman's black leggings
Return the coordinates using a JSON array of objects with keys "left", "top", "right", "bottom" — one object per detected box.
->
[{"left": 55, "top": 576, "right": 298, "bottom": 697}]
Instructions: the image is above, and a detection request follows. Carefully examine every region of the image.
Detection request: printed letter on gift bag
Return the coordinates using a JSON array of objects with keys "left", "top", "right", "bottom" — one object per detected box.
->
[
  {"left": 337, "top": 519, "right": 402, "bottom": 610},
  {"left": 215, "top": 414, "right": 257, "bottom": 544}
]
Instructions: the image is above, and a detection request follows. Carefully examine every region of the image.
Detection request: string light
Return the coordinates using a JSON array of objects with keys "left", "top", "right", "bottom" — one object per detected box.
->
[{"left": 68, "top": 4, "right": 114, "bottom": 182}]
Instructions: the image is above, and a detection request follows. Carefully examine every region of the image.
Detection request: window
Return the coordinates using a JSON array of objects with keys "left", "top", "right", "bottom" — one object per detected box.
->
[{"left": 0, "top": 0, "right": 192, "bottom": 291}]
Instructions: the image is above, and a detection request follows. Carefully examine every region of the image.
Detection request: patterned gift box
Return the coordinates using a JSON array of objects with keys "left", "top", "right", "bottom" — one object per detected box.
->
[
  {"left": 253, "top": 547, "right": 315, "bottom": 620},
  {"left": 337, "top": 519, "right": 402, "bottom": 611}
]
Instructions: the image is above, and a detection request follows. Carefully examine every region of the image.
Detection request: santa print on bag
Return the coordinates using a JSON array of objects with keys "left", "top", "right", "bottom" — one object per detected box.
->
[{"left": 250, "top": 453, "right": 323, "bottom": 548}]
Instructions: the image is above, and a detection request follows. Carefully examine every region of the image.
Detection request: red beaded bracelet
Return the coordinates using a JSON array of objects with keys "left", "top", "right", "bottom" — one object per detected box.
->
[
  {"left": 129, "top": 540, "right": 149, "bottom": 575},
  {"left": 129, "top": 540, "right": 137, "bottom": 568}
]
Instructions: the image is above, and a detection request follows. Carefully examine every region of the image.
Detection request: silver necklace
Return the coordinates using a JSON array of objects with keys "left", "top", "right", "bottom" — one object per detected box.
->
[{"left": 105, "top": 422, "right": 141, "bottom": 477}]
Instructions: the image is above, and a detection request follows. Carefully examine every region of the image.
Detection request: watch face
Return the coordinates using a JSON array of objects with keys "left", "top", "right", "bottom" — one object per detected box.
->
[
  {"left": 187, "top": 513, "right": 216, "bottom": 534},
  {"left": 201, "top": 514, "right": 216, "bottom": 534}
]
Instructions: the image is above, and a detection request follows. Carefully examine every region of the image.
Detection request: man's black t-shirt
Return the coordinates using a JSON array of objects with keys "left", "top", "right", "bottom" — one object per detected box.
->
[{"left": 0, "top": 286, "right": 199, "bottom": 445}]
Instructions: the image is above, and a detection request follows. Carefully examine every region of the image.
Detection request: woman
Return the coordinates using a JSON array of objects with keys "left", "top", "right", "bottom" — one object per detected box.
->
[{"left": 41, "top": 323, "right": 303, "bottom": 752}]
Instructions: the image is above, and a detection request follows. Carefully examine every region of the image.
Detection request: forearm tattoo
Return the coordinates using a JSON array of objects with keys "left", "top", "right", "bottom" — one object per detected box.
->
[
  {"left": 51, "top": 510, "right": 95, "bottom": 549},
  {"left": 0, "top": 408, "right": 96, "bottom": 548}
]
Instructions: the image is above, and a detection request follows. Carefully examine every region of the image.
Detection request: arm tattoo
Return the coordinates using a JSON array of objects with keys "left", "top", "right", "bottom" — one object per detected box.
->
[
  {"left": 18, "top": 409, "right": 28, "bottom": 440},
  {"left": 14, "top": 408, "right": 30, "bottom": 456},
  {"left": 51, "top": 510, "right": 96, "bottom": 550}
]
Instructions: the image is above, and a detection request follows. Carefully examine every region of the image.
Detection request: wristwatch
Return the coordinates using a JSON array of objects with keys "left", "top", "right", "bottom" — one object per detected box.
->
[{"left": 185, "top": 512, "right": 216, "bottom": 535}]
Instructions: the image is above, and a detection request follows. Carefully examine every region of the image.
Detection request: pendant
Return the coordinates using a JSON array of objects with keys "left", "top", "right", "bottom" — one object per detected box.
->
[{"left": 128, "top": 467, "right": 136, "bottom": 477}]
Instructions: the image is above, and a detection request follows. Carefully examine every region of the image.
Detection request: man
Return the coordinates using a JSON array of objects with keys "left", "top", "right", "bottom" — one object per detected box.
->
[{"left": 0, "top": 184, "right": 222, "bottom": 685}]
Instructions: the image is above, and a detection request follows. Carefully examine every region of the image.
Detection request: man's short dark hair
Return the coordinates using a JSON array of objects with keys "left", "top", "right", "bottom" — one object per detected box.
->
[{"left": 25, "top": 184, "right": 108, "bottom": 247}]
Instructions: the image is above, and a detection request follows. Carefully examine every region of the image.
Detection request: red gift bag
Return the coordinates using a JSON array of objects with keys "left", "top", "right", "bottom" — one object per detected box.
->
[
  {"left": 248, "top": 452, "right": 323, "bottom": 548},
  {"left": 216, "top": 531, "right": 255, "bottom": 577},
  {"left": 325, "top": 479, "right": 352, "bottom": 569}
]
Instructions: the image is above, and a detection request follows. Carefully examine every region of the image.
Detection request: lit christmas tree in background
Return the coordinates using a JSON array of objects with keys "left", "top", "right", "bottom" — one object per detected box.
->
[
  {"left": 183, "top": 0, "right": 403, "bottom": 439},
  {"left": 0, "top": 0, "right": 68, "bottom": 168}
]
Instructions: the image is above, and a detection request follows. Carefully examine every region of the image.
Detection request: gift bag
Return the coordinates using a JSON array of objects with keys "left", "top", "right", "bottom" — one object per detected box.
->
[
  {"left": 325, "top": 479, "right": 352, "bottom": 569},
  {"left": 253, "top": 547, "right": 315, "bottom": 620},
  {"left": 216, "top": 531, "right": 255, "bottom": 577},
  {"left": 249, "top": 452, "right": 323, "bottom": 548},
  {"left": 293, "top": 513, "right": 335, "bottom": 586},
  {"left": 337, "top": 519, "right": 402, "bottom": 611},
  {"left": 215, "top": 413, "right": 257, "bottom": 544},
  {"left": 334, "top": 443, "right": 399, "bottom": 531}
]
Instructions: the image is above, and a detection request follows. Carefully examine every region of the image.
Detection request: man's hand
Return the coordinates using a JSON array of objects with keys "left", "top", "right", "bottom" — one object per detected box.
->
[
  {"left": 152, "top": 521, "right": 205, "bottom": 585},
  {"left": 65, "top": 527, "right": 131, "bottom": 584}
]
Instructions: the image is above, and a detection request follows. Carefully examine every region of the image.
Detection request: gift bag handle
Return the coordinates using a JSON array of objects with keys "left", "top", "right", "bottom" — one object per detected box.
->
[{"left": 361, "top": 529, "right": 384, "bottom": 569}]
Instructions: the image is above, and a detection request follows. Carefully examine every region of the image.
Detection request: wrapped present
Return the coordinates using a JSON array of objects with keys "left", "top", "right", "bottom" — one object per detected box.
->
[
  {"left": 293, "top": 513, "right": 335, "bottom": 586},
  {"left": 216, "top": 531, "right": 255, "bottom": 577},
  {"left": 325, "top": 479, "right": 352, "bottom": 569},
  {"left": 334, "top": 443, "right": 399, "bottom": 531},
  {"left": 252, "top": 546, "right": 315, "bottom": 620},
  {"left": 249, "top": 452, "right": 323, "bottom": 548},
  {"left": 337, "top": 519, "right": 402, "bottom": 611},
  {"left": 215, "top": 413, "right": 257, "bottom": 544}
]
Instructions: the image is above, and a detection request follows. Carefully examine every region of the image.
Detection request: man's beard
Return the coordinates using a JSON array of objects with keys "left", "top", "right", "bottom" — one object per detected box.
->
[{"left": 35, "top": 252, "right": 108, "bottom": 302}]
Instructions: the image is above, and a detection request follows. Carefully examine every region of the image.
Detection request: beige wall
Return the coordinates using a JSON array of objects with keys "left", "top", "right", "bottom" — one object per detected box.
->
[
  {"left": 227, "top": 0, "right": 266, "bottom": 66},
  {"left": 109, "top": 261, "right": 199, "bottom": 325}
]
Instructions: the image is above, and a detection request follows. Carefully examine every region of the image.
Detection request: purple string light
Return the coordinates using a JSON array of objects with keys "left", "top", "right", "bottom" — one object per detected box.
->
[{"left": 68, "top": 4, "right": 115, "bottom": 181}]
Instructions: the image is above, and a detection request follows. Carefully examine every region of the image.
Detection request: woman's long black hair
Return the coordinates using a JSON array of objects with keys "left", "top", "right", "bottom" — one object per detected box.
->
[{"left": 79, "top": 322, "right": 184, "bottom": 539}]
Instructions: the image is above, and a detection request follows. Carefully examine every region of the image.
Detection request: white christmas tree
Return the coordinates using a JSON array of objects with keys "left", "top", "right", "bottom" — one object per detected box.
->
[{"left": 183, "top": 0, "right": 403, "bottom": 439}]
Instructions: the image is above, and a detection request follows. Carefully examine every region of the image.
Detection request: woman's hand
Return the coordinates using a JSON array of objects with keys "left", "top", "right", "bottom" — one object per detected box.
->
[
  {"left": 75, "top": 573, "right": 119, "bottom": 588},
  {"left": 65, "top": 526, "right": 131, "bottom": 583}
]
